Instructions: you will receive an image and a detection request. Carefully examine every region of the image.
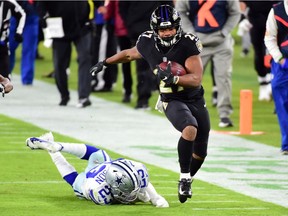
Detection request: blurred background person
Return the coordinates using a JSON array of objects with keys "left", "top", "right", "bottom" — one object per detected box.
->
[
  {"left": 38, "top": 1, "right": 94, "bottom": 108},
  {"left": 264, "top": 0, "right": 288, "bottom": 155},
  {"left": 9, "top": 0, "right": 39, "bottom": 85},
  {"left": 100, "top": 0, "right": 133, "bottom": 103},
  {"left": 240, "top": 0, "right": 280, "bottom": 102},
  {"left": 91, "top": 1, "right": 118, "bottom": 93},
  {"left": 0, "top": 0, "right": 25, "bottom": 79}
]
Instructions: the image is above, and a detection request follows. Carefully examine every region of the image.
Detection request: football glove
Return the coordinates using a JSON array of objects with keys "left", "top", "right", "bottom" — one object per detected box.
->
[
  {"left": 90, "top": 60, "right": 107, "bottom": 76},
  {"left": 157, "top": 63, "right": 177, "bottom": 86},
  {"left": 150, "top": 195, "right": 169, "bottom": 208}
]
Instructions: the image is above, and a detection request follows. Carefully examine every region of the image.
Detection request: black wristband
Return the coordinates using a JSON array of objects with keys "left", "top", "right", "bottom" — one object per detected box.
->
[{"left": 103, "top": 59, "right": 108, "bottom": 66}]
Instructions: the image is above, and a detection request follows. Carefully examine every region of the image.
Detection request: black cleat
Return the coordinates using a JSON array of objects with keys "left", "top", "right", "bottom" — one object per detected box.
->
[{"left": 178, "top": 178, "right": 192, "bottom": 203}]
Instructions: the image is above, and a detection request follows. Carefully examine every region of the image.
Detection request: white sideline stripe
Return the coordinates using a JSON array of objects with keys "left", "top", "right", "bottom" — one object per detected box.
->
[{"left": 0, "top": 181, "right": 65, "bottom": 184}]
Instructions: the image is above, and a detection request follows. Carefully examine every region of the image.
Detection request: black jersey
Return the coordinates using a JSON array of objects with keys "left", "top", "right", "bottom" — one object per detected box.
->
[{"left": 136, "top": 30, "right": 203, "bottom": 102}]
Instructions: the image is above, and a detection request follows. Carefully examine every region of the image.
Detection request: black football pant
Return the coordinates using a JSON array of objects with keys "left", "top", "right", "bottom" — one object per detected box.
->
[
  {"left": 52, "top": 32, "right": 92, "bottom": 100},
  {"left": 117, "top": 36, "right": 133, "bottom": 96}
]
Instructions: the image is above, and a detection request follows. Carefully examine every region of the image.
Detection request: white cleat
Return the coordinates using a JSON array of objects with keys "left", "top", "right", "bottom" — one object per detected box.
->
[{"left": 26, "top": 132, "right": 62, "bottom": 153}]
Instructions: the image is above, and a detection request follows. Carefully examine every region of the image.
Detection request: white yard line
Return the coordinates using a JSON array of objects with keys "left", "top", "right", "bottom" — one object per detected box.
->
[{"left": 1, "top": 76, "right": 287, "bottom": 208}]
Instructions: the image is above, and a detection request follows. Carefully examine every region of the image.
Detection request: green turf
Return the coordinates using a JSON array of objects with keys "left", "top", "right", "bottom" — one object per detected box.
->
[
  {"left": 0, "top": 115, "right": 287, "bottom": 216},
  {"left": 1, "top": 31, "right": 286, "bottom": 215}
]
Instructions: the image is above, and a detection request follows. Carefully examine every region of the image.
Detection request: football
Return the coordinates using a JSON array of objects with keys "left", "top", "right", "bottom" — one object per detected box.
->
[{"left": 158, "top": 61, "right": 187, "bottom": 76}]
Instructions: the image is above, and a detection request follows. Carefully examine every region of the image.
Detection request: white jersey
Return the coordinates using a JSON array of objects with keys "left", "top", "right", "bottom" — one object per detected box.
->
[{"left": 73, "top": 159, "right": 149, "bottom": 205}]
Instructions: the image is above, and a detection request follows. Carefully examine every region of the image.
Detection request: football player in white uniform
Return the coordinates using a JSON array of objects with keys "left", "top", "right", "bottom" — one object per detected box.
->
[{"left": 26, "top": 132, "right": 168, "bottom": 207}]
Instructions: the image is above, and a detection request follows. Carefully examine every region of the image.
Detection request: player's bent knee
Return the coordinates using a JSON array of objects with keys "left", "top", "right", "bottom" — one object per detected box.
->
[{"left": 182, "top": 125, "right": 197, "bottom": 140}]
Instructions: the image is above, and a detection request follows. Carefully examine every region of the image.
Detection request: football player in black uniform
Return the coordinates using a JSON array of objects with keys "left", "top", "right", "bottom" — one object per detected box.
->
[{"left": 90, "top": 5, "right": 210, "bottom": 204}]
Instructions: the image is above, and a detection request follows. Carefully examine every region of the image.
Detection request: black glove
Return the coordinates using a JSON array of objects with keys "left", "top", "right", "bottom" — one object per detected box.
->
[
  {"left": 157, "top": 63, "right": 175, "bottom": 86},
  {"left": 90, "top": 60, "right": 107, "bottom": 76},
  {"left": 14, "top": 33, "right": 23, "bottom": 43}
]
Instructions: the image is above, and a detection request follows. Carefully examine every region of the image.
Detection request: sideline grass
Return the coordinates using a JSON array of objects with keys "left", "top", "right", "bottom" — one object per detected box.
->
[{"left": 0, "top": 114, "right": 287, "bottom": 216}]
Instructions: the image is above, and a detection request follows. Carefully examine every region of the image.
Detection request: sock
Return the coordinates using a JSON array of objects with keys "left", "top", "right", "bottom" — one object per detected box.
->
[
  {"left": 58, "top": 143, "right": 96, "bottom": 159},
  {"left": 81, "top": 144, "right": 100, "bottom": 160},
  {"left": 177, "top": 136, "right": 194, "bottom": 173},
  {"left": 190, "top": 156, "right": 204, "bottom": 177},
  {"left": 63, "top": 172, "right": 78, "bottom": 186},
  {"left": 180, "top": 173, "right": 191, "bottom": 180},
  {"left": 49, "top": 152, "right": 78, "bottom": 185}
]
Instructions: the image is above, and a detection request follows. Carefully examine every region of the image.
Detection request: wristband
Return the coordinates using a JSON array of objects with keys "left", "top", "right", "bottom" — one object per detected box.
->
[{"left": 103, "top": 59, "right": 108, "bottom": 66}]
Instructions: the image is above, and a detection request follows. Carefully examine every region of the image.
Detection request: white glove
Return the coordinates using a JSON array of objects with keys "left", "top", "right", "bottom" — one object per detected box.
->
[
  {"left": 150, "top": 195, "right": 169, "bottom": 208},
  {"left": 237, "top": 19, "right": 252, "bottom": 36},
  {"left": 137, "top": 190, "right": 150, "bottom": 203}
]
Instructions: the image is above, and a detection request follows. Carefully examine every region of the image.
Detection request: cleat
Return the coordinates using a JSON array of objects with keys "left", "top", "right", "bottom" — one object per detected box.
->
[
  {"left": 219, "top": 117, "right": 233, "bottom": 128},
  {"left": 178, "top": 178, "right": 192, "bottom": 203},
  {"left": 26, "top": 132, "right": 62, "bottom": 153}
]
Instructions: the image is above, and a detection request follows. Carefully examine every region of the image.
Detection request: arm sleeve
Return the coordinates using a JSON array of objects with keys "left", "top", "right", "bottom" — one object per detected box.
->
[
  {"left": 264, "top": 9, "right": 283, "bottom": 62},
  {"left": 145, "top": 182, "right": 169, "bottom": 207}
]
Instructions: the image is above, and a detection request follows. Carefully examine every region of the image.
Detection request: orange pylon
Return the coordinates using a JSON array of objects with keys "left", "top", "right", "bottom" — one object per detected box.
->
[{"left": 239, "top": 90, "right": 253, "bottom": 134}]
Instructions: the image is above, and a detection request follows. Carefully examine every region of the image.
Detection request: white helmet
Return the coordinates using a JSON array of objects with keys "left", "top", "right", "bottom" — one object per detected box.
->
[{"left": 106, "top": 159, "right": 140, "bottom": 204}]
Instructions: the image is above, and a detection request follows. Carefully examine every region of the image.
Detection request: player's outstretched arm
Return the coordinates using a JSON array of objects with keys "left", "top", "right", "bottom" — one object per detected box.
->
[
  {"left": 90, "top": 47, "right": 142, "bottom": 76},
  {"left": 145, "top": 182, "right": 169, "bottom": 208}
]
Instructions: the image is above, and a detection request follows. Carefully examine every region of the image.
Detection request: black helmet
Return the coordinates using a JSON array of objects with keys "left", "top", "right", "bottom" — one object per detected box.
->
[{"left": 150, "top": 5, "right": 182, "bottom": 47}]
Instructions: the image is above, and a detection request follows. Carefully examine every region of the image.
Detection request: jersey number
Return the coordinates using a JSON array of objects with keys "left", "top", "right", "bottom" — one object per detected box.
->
[{"left": 98, "top": 185, "right": 113, "bottom": 204}]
